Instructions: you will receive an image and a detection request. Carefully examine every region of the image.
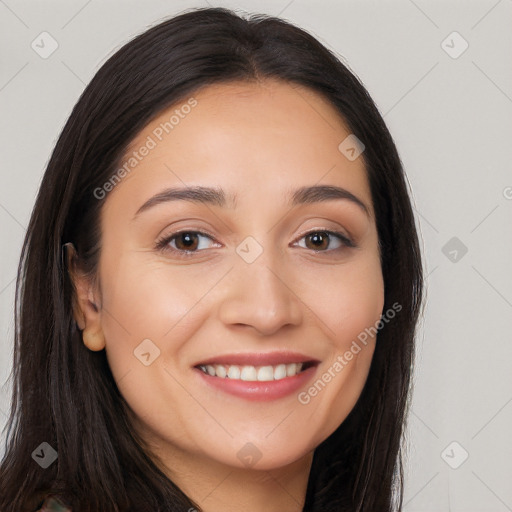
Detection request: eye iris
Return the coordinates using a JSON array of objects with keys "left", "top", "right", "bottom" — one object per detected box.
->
[
  {"left": 168, "top": 231, "right": 339, "bottom": 253},
  {"left": 175, "top": 232, "right": 199, "bottom": 251},
  {"left": 306, "top": 232, "right": 329, "bottom": 250}
]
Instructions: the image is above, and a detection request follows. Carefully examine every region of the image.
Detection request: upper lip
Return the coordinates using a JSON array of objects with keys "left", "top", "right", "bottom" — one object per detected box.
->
[{"left": 193, "top": 350, "right": 320, "bottom": 367}]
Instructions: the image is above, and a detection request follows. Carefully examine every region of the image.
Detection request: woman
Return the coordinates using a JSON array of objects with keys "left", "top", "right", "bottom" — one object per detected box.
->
[{"left": 0, "top": 6, "right": 423, "bottom": 512}]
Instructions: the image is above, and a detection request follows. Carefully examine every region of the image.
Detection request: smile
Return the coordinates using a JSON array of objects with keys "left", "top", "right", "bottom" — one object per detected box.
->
[
  {"left": 192, "top": 352, "right": 320, "bottom": 401},
  {"left": 197, "top": 362, "right": 314, "bottom": 381}
]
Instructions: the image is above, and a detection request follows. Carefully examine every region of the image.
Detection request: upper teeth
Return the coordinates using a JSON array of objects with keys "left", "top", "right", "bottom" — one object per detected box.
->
[{"left": 198, "top": 363, "right": 304, "bottom": 381}]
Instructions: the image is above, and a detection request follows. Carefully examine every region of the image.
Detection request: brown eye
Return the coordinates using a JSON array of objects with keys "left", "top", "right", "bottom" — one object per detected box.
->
[
  {"left": 173, "top": 232, "right": 200, "bottom": 251},
  {"left": 296, "top": 230, "right": 354, "bottom": 252},
  {"left": 304, "top": 232, "right": 330, "bottom": 251},
  {"left": 156, "top": 230, "right": 219, "bottom": 257}
]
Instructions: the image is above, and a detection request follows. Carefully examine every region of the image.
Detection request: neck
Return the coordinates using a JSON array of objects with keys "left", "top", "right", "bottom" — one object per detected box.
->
[{"left": 151, "top": 440, "right": 313, "bottom": 512}]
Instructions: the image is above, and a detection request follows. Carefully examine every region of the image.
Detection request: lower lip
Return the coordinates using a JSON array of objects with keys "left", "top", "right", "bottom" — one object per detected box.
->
[{"left": 193, "top": 364, "right": 319, "bottom": 401}]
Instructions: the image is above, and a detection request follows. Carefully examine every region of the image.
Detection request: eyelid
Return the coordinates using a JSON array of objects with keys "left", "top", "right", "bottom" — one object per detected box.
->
[
  {"left": 155, "top": 229, "right": 220, "bottom": 255},
  {"left": 291, "top": 226, "right": 355, "bottom": 248},
  {"left": 155, "top": 226, "right": 356, "bottom": 259}
]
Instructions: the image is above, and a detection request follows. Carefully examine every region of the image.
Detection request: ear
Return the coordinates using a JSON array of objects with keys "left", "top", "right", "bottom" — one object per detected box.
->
[{"left": 65, "top": 243, "right": 105, "bottom": 351}]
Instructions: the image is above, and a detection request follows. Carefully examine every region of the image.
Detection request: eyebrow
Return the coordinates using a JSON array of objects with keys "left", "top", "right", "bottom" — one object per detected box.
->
[{"left": 133, "top": 184, "right": 370, "bottom": 219}]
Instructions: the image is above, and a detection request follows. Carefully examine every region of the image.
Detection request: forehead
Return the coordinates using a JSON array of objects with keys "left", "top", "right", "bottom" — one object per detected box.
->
[{"left": 103, "top": 79, "right": 373, "bottom": 219}]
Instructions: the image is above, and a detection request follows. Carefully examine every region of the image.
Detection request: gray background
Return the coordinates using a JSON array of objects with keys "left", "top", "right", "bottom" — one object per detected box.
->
[{"left": 1, "top": 0, "right": 511, "bottom": 510}]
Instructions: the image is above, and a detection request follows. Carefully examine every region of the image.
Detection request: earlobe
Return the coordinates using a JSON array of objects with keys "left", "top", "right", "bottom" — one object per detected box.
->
[{"left": 82, "top": 328, "right": 106, "bottom": 351}]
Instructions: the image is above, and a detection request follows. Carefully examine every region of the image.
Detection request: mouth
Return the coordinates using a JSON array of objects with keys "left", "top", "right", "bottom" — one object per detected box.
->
[
  {"left": 193, "top": 350, "right": 320, "bottom": 402},
  {"left": 195, "top": 361, "right": 317, "bottom": 381},
  {"left": 191, "top": 351, "right": 320, "bottom": 401}
]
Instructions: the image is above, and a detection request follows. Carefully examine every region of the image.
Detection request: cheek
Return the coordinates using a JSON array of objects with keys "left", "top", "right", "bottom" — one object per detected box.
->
[
  {"left": 295, "top": 253, "right": 384, "bottom": 436},
  {"left": 99, "top": 251, "right": 211, "bottom": 342},
  {"left": 96, "top": 252, "right": 206, "bottom": 386},
  {"left": 305, "top": 252, "right": 385, "bottom": 348},
  {"left": 96, "top": 254, "right": 210, "bottom": 448},
  {"left": 331, "top": 256, "right": 384, "bottom": 377}
]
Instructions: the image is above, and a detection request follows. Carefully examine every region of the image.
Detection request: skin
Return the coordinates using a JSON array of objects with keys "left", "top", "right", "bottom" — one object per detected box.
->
[{"left": 70, "top": 79, "right": 384, "bottom": 512}]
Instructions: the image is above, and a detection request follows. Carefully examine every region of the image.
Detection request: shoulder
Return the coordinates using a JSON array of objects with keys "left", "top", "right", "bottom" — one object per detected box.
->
[{"left": 36, "top": 496, "right": 72, "bottom": 511}]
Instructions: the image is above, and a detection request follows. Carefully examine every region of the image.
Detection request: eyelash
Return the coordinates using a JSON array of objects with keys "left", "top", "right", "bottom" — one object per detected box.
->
[{"left": 155, "top": 229, "right": 356, "bottom": 259}]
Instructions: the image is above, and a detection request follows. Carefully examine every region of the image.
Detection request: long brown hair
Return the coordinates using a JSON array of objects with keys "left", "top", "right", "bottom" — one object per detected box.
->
[{"left": 0, "top": 7, "right": 423, "bottom": 511}]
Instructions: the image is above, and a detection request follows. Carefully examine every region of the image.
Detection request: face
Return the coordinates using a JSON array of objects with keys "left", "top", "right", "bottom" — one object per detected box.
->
[{"left": 75, "top": 79, "right": 384, "bottom": 474}]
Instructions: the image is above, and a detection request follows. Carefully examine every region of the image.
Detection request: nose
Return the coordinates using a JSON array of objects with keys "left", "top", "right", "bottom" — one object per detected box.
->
[{"left": 217, "top": 246, "right": 303, "bottom": 336}]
